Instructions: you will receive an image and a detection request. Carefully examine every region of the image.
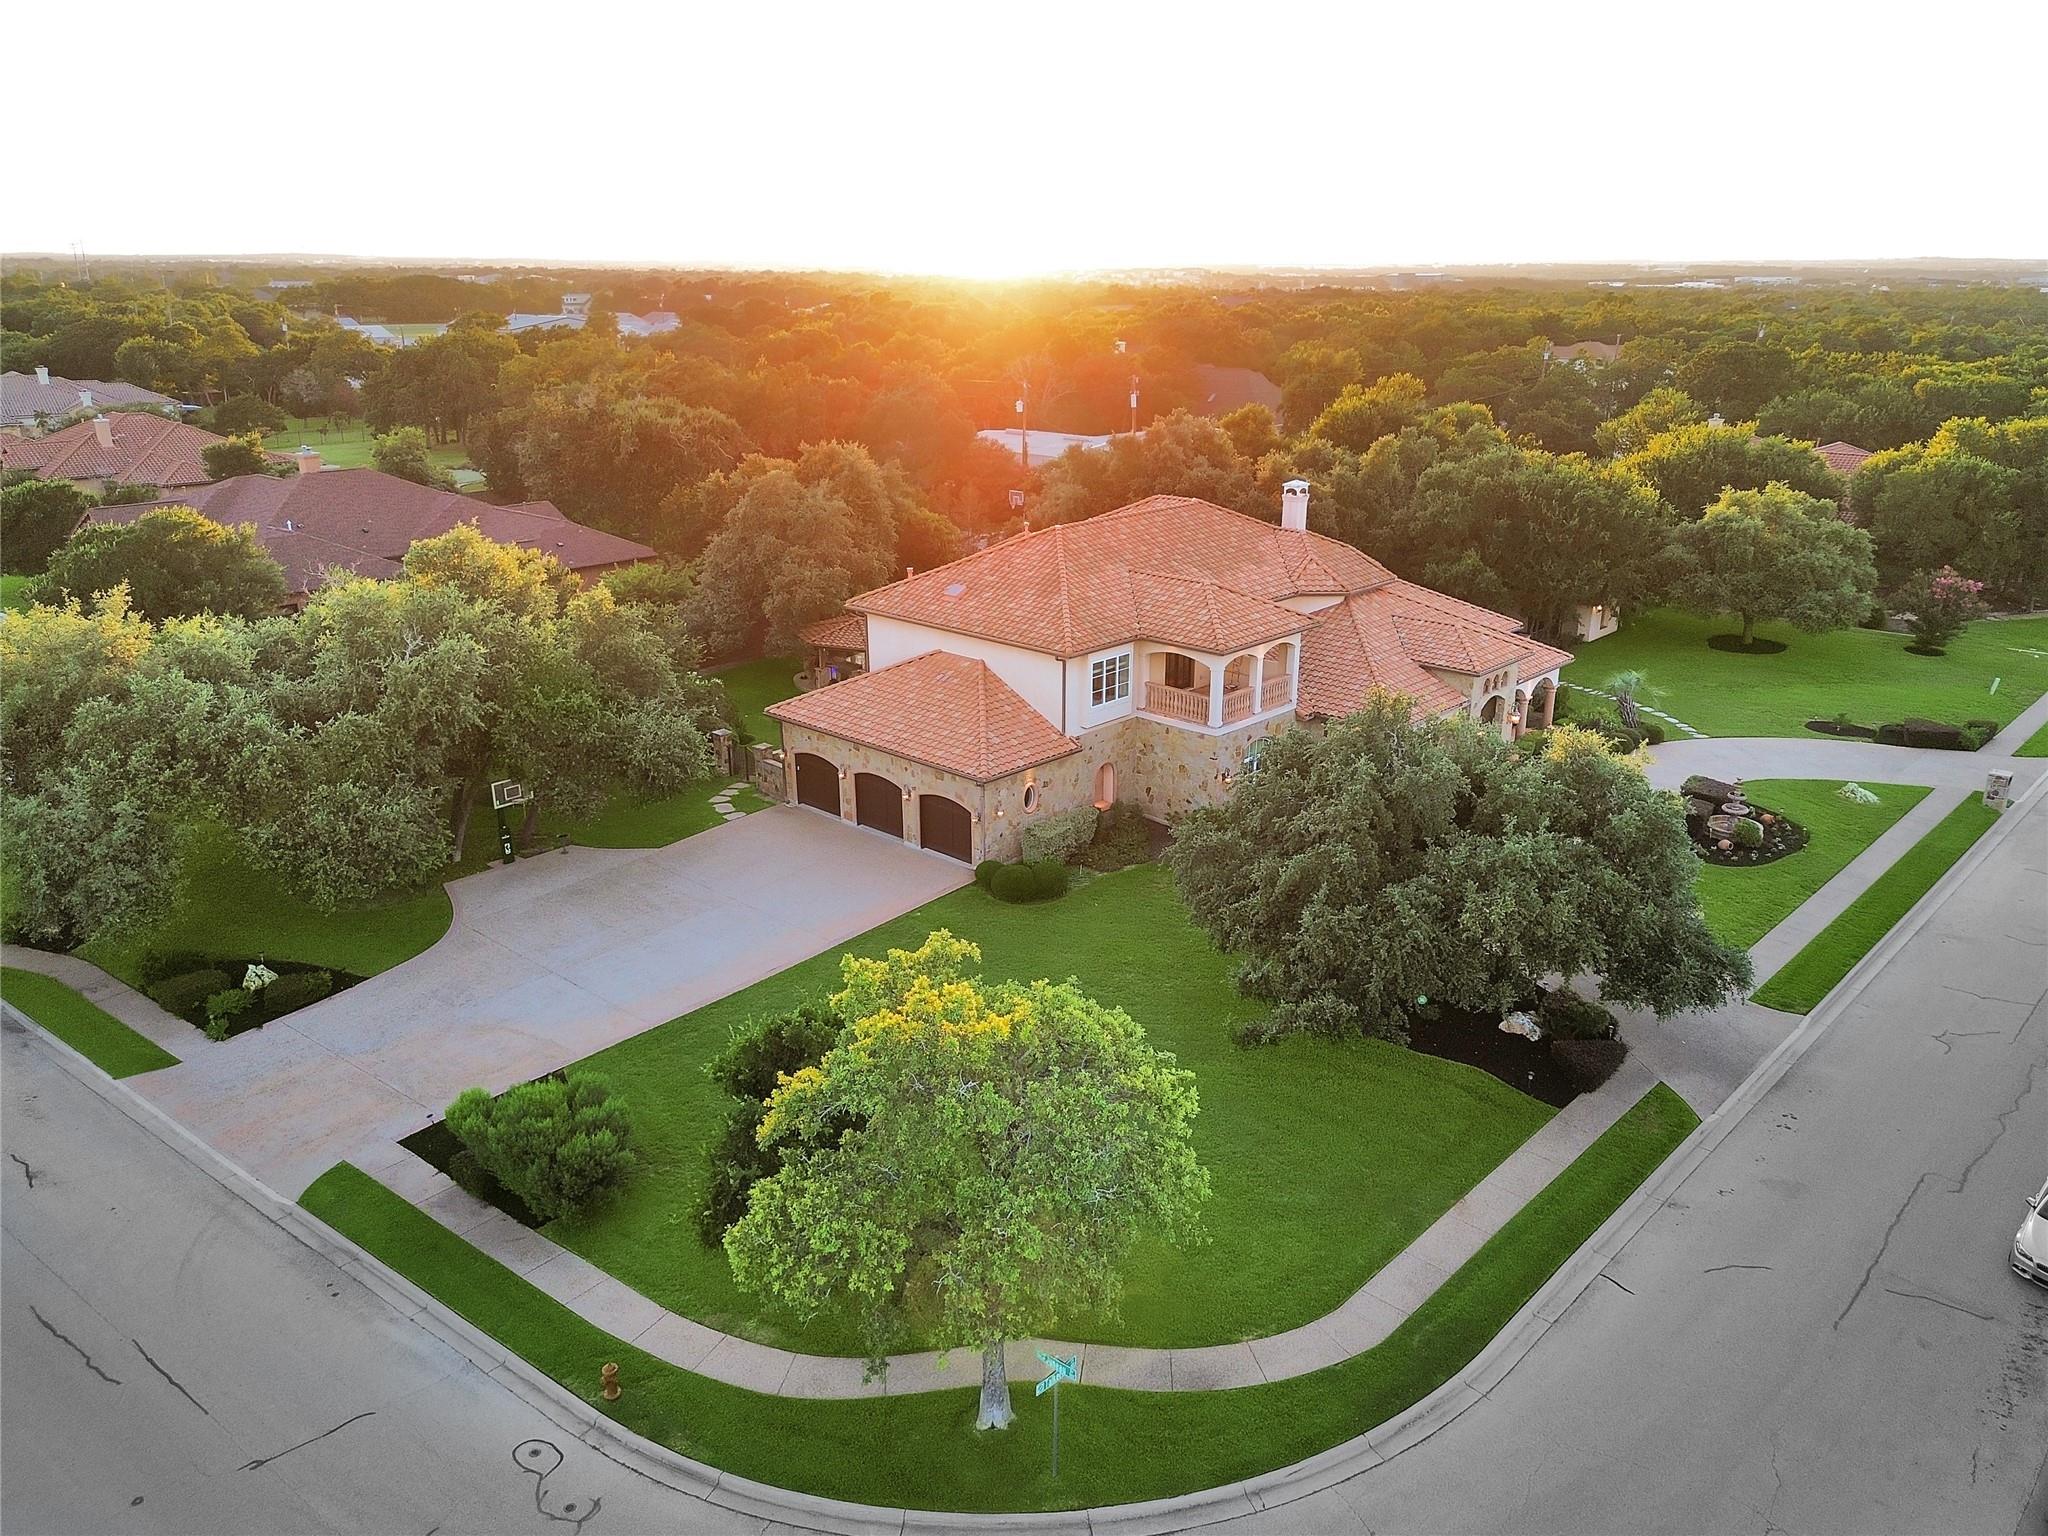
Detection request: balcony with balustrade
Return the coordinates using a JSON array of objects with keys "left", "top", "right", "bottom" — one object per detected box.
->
[{"left": 1137, "top": 641, "right": 1298, "bottom": 732}]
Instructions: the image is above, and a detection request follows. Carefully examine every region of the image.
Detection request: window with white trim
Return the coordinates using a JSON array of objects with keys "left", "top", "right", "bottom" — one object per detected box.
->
[{"left": 1090, "top": 652, "right": 1131, "bottom": 707}]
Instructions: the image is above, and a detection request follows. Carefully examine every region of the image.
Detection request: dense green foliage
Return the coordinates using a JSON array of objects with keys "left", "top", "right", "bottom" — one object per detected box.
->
[
  {"left": 298, "top": 1082, "right": 1694, "bottom": 1511},
  {"left": 35, "top": 506, "right": 287, "bottom": 620},
  {"left": 1168, "top": 704, "right": 1751, "bottom": 1038},
  {"left": 445, "top": 1070, "right": 636, "bottom": 1222},
  {"left": 370, "top": 425, "right": 458, "bottom": 488},
  {"left": 1663, "top": 485, "right": 1877, "bottom": 646},
  {"left": 1, "top": 480, "right": 96, "bottom": 574}
]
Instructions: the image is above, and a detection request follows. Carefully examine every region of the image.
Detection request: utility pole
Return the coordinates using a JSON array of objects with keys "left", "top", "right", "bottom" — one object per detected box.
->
[
  {"left": 1016, "top": 379, "right": 1030, "bottom": 472},
  {"left": 1129, "top": 374, "right": 1140, "bottom": 435}
]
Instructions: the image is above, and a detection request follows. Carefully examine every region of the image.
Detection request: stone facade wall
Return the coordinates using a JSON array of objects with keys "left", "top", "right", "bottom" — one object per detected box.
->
[{"left": 778, "top": 722, "right": 994, "bottom": 863}]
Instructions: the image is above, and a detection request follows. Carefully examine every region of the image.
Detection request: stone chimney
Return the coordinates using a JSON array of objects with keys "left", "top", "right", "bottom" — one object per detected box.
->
[
  {"left": 91, "top": 415, "right": 114, "bottom": 448},
  {"left": 293, "top": 449, "right": 323, "bottom": 476},
  {"left": 35, "top": 366, "right": 50, "bottom": 386},
  {"left": 1281, "top": 479, "right": 1310, "bottom": 531}
]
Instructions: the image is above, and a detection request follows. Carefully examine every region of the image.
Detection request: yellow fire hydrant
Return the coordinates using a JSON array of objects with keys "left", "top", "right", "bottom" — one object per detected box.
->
[{"left": 600, "top": 1362, "right": 621, "bottom": 1402}]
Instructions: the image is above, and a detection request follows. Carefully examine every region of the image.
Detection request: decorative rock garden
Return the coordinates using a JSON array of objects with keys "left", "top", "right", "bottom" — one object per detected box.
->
[{"left": 1681, "top": 774, "right": 1810, "bottom": 867}]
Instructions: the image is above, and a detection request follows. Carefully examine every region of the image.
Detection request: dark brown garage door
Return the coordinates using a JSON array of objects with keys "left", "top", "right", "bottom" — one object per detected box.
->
[
  {"left": 854, "top": 772, "right": 904, "bottom": 838},
  {"left": 918, "top": 794, "right": 972, "bottom": 863},
  {"left": 794, "top": 753, "right": 840, "bottom": 815}
]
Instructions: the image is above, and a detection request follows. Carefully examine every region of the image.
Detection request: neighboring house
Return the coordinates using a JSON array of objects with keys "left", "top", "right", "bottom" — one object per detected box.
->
[
  {"left": 1569, "top": 601, "right": 1621, "bottom": 642},
  {"left": 0, "top": 412, "right": 284, "bottom": 493},
  {"left": 502, "top": 302, "right": 680, "bottom": 338},
  {"left": 767, "top": 483, "right": 1571, "bottom": 865},
  {"left": 975, "top": 427, "right": 1125, "bottom": 469},
  {"left": 1191, "top": 364, "right": 1283, "bottom": 417},
  {"left": 1814, "top": 440, "right": 1875, "bottom": 479},
  {"left": 1547, "top": 339, "right": 1623, "bottom": 366},
  {"left": 94, "top": 467, "right": 656, "bottom": 607},
  {"left": 1, "top": 367, "right": 179, "bottom": 431}
]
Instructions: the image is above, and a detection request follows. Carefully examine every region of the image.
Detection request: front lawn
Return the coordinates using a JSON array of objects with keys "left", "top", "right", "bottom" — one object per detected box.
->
[
  {"left": 713, "top": 655, "right": 801, "bottom": 746},
  {"left": 262, "top": 416, "right": 475, "bottom": 480},
  {"left": 300, "top": 1082, "right": 1695, "bottom": 1514},
  {"left": 1562, "top": 609, "right": 2048, "bottom": 738},
  {"left": 1693, "top": 780, "right": 1929, "bottom": 950},
  {"left": 0, "top": 968, "right": 179, "bottom": 1077},
  {"left": 2015, "top": 718, "right": 2048, "bottom": 758},
  {"left": 1, "top": 574, "right": 32, "bottom": 613},
  {"left": 544, "top": 865, "right": 1556, "bottom": 1352},
  {"left": 1754, "top": 796, "right": 2005, "bottom": 1014}
]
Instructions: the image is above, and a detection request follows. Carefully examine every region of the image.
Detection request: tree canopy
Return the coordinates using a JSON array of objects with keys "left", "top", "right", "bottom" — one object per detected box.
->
[
  {"left": 34, "top": 506, "right": 286, "bottom": 621},
  {"left": 1166, "top": 701, "right": 1751, "bottom": 1040},
  {"left": 724, "top": 930, "right": 1209, "bottom": 1430},
  {"left": 1620, "top": 423, "right": 1843, "bottom": 517},
  {"left": 371, "top": 426, "right": 458, "bottom": 489},
  {"left": 1664, "top": 485, "right": 1879, "bottom": 646}
]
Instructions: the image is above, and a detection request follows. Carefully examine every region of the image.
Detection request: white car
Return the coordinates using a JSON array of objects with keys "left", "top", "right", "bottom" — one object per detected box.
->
[{"left": 2015, "top": 1179, "right": 2048, "bottom": 1286}]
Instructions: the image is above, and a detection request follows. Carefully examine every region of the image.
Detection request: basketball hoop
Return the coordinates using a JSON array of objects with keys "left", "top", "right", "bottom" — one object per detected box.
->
[{"left": 491, "top": 779, "right": 529, "bottom": 811}]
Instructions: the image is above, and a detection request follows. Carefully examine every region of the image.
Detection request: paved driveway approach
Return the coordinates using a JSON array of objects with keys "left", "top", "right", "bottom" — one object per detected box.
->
[{"left": 132, "top": 807, "right": 967, "bottom": 1197}]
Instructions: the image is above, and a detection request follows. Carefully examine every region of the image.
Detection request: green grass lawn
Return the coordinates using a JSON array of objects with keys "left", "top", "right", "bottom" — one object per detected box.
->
[
  {"left": 544, "top": 865, "right": 1555, "bottom": 1353},
  {"left": 555, "top": 781, "right": 768, "bottom": 849},
  {"left": 1562, "top": 609, "right": 2048, "bottom": 738},
  {"left": 714, "top": 656, "right": 801, "bottom": 746},
  {"left": 1, "top": 967, "right": 179, "bottom": 1077},
  {"left": 1754, "top": 795, "right": 2005, "bottom": 1014},
  {"left": 262, "top": 416, "right": 475, "bottom": 479},
  {"left": 1693, "top": 780, "right": 1929, "bottom": 950},
  {"left": 1, "top": 574, "right": 32, "bottom": 613},
  {"left": 301, "top": 1082, "right": 1695, "bottom": 1513},
  {"left": 2015, "top": 718, "right": 2048, "bottom": 757}
]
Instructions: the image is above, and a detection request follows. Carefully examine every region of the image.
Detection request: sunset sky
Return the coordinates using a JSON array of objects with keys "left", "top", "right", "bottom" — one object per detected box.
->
[{"left": 12, "top": 0, "right": 2044, "bottom": 274}]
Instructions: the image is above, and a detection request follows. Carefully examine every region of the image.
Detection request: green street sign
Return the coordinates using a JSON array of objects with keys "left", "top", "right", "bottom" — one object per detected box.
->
[{"left": 1032, "top": 1351, "right": 1080, "bottom": 1476}]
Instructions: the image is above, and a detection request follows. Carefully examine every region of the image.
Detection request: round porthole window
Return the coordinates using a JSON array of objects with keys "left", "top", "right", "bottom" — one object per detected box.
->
[{"left": 1021, "top": 782, "right": 1041, "bottom": 812}]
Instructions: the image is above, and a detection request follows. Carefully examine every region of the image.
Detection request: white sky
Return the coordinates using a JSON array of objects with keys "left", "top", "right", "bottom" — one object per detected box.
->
[{"left": 9, "top": 0, "right": 2044, "bottom": 276}]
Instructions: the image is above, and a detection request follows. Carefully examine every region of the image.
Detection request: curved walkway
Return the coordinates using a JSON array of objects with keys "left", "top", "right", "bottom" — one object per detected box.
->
[{"left": 7, "top": 719, "right": 2037, "bottom": 1405}]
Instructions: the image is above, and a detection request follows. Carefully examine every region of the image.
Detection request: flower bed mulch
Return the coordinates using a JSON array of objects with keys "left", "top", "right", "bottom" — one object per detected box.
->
[
  {"left": 148, "top": 956, "right": 366, "bottom": 1039},
  {"left": 1684, "top": 802, "right": 1810, "bottom": 866},
  {"left": 1406, "top": 1005, "right": 1581, "bottom": 1108}
]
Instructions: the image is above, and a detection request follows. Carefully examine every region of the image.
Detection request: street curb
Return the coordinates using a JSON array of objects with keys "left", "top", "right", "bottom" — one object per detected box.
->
[{"left": 5, "top": 773, "right": 2037, "bottom": 1532}]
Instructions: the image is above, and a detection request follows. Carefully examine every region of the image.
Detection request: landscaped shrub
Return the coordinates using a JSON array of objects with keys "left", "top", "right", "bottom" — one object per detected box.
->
[
  {"left": 990, "top": 862, "right": 1043, "bottom": 903},
  {"left": 1643, "top": 720, "right": 1666, "bottom": 745},
  {"left": 204, "top": 987, "right": 254, "bottom": 1041},
  {"left": 698, "top": 1001, "right": 842, "bottom": 1243},
  {"left": 1538, "top": 987, "right": 1617, "bottom": 1041},
  {"left": 974, "top": 859, "right": 1004, "bottom": 891},
  {"left": 1550, "top": 1036, "right": 1629, "bottom": 1093},
  {"left": 1874, "top": 722, "right": 1907, "bottom": 746},
  {"left": 1732, "top": 818, "right": 1765, "bottom": 849},
  {"left": 137, "top": 950, "right": 216, "bottom": 987},
  {"left": 1019, "top": 804, "right": 1099, "bottom": 864},
  {"left": 1075, "top": 800, "right": 1152, "bottom": 872},
  {"left": 1959, "top": 723, "right": 1994, "bottom": 750},
  {"left": 259, "top": 969, "right": 332, "bottom": 1016},
  {"left": 444, "top": 1070, "right": 635, "bottom": 1222},
  {"left": 149, "top": 968, "right": 233, "bottom": 1019}
]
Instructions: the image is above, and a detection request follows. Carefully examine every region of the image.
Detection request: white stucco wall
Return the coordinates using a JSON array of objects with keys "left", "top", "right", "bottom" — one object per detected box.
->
[{"left": 862, "top": 616, "right": 1069, "bottom": 729}]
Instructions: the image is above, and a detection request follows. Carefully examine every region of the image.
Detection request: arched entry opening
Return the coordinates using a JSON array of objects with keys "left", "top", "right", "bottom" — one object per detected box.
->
[
  {"left": 918, "top": 794, "right": 972, "bottom": 862},
  {"left": 854, "top": 771, "right": 905, "bottom": 837},
  {"left": 1479, "top": 695, "right": 1507, "bottom": 739},
  {"left": 794, "top": 752, "right": 841, "bottom": 815},
  {"left": 1094, "top": 761, "right": 1117, "bottom": 809},
  {"left": 1532, "top": 677, "right": 1557, "bottom": 728},
  {"left": 1511, "top": 689, "right": 1530, "bottom": 739}
]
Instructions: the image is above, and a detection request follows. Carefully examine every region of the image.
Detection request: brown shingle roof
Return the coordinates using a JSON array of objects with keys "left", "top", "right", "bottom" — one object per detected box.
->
[
  {"left": 851, "top": 496, "right": 1391, "bottom": 656},
  {"left": 767, "top": 652, "right": 1080, "bottom": 783},
  {"left": 1814, "top": 441, "right": 1874, "bottom": 478},
  {"left": 0, "top": 412, "right": 268, "bottom": 488},
  {"left": 91, "top": 467, "right": 654, "bottom": 599}
]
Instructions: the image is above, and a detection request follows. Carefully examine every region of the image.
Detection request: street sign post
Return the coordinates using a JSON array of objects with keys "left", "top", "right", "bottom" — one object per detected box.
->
[{"left": 1034, "top": 1350, "right": 1080, "bottom": 1478}]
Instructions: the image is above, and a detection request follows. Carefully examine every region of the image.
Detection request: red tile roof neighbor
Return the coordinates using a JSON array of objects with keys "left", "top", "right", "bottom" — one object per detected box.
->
[
  {"left": 852, "top": 495, "right": 1392, "bottom": 656},
  {"left": 94, "top": 468, "right": 654, "bottom": 599},
  {"left": 768, "top": 652, "right": 1080, "bottom": 782},
  {"left": 0, "top": 411, "right": 277, "bottom": 488},
  {"left": 1814, "top": 440, "right": 1874, "bottom": 478},
  {"left": 1549, "top": 339, "right": 1622, "bottom": 364}
]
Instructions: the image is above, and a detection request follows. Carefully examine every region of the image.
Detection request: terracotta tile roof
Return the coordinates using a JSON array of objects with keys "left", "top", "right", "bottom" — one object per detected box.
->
[
  {"left": 0, "top": 372, "right": 177, "bottom": 426},
  {"left": 798, "top": 612, "right": 868, "bottom": 650},
  {"left": 851, "top": 495, "right": 1391, "bottom": 656},
  {"left": 91, "top": 467, "right": 654, "bottom": 599},
  {"left": 768, "top": 651, "right": 1080, "bottom": 783},
  {"left": 1127, "top": 569, "right": 1309, "bottom": 653},
  {"left": 0, "top": 412, "right": 268, "bottom": 488},
  {"left": 1549, "top": 339, "right": 1622, "bottom": 364},
  {"left": 1298, "top": 581, "right": 1573, "bottom": 720},
  {"left": 1814, "top": 440, "right": 1874, "bottom": 478}
]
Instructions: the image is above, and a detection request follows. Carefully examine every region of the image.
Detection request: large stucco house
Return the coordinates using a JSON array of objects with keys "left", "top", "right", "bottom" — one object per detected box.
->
[{"left": 766, "top": 483, "right": 1571, "bottom": 866}]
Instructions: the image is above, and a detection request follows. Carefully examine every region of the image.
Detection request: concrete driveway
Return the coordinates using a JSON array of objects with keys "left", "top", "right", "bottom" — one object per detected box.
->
[{"left": 133, "top": 807, "right": 967, "bottom": 1197}]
